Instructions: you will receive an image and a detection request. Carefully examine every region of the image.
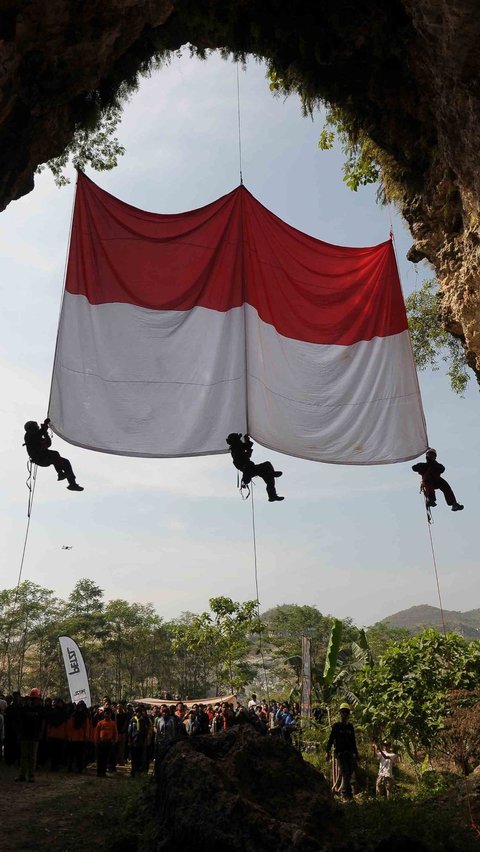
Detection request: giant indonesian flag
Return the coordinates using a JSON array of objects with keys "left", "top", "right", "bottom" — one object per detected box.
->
[{"left": 49, "top": 172, "right": 427, "bottom": 464}]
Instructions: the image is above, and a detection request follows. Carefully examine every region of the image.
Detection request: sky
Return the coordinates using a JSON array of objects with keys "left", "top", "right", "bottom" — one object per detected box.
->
[{"left": 0, "top": 51, "right": 478, "bottom": 628}]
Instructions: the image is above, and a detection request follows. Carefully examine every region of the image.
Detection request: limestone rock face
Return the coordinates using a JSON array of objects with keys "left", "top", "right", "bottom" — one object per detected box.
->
[
  {"left": 401, "top": 0, "right": 480, "bottom": 377},
  {"left": 154, "top": 725, "right": 342, "bottom": 851},
  {"left": 1, "top": 0, "right": 480, "bottom": 375},
  {"left": 0, "top": 1, "right": 174, "bottom": 205}
]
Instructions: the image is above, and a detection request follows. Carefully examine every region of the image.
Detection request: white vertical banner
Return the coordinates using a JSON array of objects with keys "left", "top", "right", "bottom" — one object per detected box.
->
[
  {"left": 300, "top": 635, "right": 312, "bottom": 722},
  {"left": 59, "top": 636, "right": 91, "bottom": 707}
]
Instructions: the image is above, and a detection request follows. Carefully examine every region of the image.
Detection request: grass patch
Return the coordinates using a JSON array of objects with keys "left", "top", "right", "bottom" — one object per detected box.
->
[
  {"left": 0, "top": 761, "right": 156, "bottom": 852},
  {"left": 342, "top": 795, "right": 479, "bottom": 852}
]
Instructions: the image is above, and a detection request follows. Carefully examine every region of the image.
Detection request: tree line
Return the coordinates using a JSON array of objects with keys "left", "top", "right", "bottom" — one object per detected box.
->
[
  {"left": 0, "top": 579, "right": 405, "bottom": 701},
  {"left": 2, "top": 578, "right": 480, "bottom": 773}
]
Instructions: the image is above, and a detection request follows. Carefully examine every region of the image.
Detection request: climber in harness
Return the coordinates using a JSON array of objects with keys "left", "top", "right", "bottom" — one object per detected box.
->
[
  {"left": 412, "top": 448, "right": 463, "bottom": 511},
  {"left": 24, "top": 418, "right": 84, "bottom": 491},
  {"left": 226, "top": 433, "right": 284, "bottom": 502}
]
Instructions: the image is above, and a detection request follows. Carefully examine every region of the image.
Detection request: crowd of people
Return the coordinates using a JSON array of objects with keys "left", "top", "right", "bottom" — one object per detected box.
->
[
  {"left": 0, "top": 691, "right": 396, "bottom": 799},
  {"left": 0, "top": 690, "right": 299, "bottom": 781}
]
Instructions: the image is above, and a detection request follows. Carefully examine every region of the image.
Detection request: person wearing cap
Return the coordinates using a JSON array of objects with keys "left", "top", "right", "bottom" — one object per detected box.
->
[
  {"left": 373, "top": 740, "right": 397, "bottom": 799},
  {"left": 325, "top": 703, "right": 359, "bottom": 800},
  {"left": 225, "top": 433, "right": 284, "bottom": 502},
  {"left": 412, "top": 448, "right": 463, "bottom": 511},
  {"left": 15, "top": 689, "right": 46, "bottom": 783},
  {"left": 23, "top": 418, "right": 84, "bottom": 491}
]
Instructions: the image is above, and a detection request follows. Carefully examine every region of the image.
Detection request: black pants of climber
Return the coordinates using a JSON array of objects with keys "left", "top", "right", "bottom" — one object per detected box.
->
[
  {"left": 30, "top": 450, "right": 76, "bottom": 485},
  {"left": 242, "top": 461, "right": 277, "bottom": 499},
  {"left": 422, "top": 477, "right": 457, "bottom": 506}
]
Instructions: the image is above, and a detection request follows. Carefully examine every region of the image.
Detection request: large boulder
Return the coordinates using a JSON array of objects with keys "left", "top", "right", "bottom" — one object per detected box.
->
[{"left": 154, "top": 725, "right": 345, "bottom": 851}]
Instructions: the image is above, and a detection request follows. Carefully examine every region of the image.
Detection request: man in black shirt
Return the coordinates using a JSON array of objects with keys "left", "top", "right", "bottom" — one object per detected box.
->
[
  {"left": 24, "top": 418, "right": 83, "bottom": 491},
  {"left": 326, "top": 703, "right": 358, "bottom": 800},
  {"left": 226, "top": 433, "right": 284, "bottom": 502},
  {"left": 15, "top": 689, "right": 46, "bottom": 782}
]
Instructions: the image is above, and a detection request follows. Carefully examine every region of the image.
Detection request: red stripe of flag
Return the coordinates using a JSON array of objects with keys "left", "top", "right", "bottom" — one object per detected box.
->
[{"left": 66, "top": 172, "right": 407, "bottom": 346}]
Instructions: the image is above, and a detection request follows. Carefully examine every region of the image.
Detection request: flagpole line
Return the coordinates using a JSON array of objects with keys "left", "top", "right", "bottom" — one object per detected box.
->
[
  {"left": 388, "top": 206, "right": 430, "bottom": 450},
  {"left": 236, "top": 66, "right": 265, "bottom": 698},
  {"left": 236, "top": 58, "right": 247, "bottom": 434},
  {"left": 236, "top": 61, "right": 243, "bottom": 185},
  {"left": 46, "top": 170, "right": 79, "bottom": 419},
  {"left": 380, "top": 170, "right": 394, "bottom": 239}
]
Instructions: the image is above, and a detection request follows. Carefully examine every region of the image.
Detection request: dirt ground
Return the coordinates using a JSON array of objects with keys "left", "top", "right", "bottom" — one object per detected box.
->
[{"left": 0, "top": 759, "right": 142, "bottom": 852}]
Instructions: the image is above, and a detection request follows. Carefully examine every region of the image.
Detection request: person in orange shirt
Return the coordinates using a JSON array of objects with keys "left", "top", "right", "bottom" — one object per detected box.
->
[
  {"left": 66, "top": 701, "right": 91, "bottom": 774},
  {"left": 94, "top": 707, "right": 118, "bottom": 777},
  {"left": 46, "top": 698, "right": 68, "bottom": 771}
]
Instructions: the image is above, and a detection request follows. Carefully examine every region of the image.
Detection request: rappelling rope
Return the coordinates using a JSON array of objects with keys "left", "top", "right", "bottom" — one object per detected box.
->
[
  {"left": 423, "top": 507, "right": 447, "bottom": 636},
  {"left": 3, "top": 177, "right": 76, "bottom": 687},
  {"left": 26, "top": 458, "right": 37, "bottom": 519},
  {"left": 3, "top": 170, "right": 76, "bottom": 686},
  {"left": 250, "top": 483, "right": 270, "bottom": 704},
  {"left": 235, "top": 62, "right": 265, "bottom": 701},
  {"left": 387, "top": 192, "right": 478, "bottom": 834},
  {"left": 16, "top": 461, "right": 37, "bottom": 591},
  {"left": 421, "top": 487, "right": 433, "bottom": 526},
  {"left": 422, "top": 501, "right": 480, "bottom": 837},
  {"left": 1, "top": 460, "right": 39, "bottom": 688}
]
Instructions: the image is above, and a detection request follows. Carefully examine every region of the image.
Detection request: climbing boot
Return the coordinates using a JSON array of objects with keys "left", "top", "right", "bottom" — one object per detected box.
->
[
  {"left": 67, "top": 482, "right": 84, "bottom": 492},
  {"left": 452, "top": 503, "right": 464, "bottom": 511},
  {"left": 274, "top": 471, "right": 283, "bottom": 477},
  {"left": 268, "top": 494, "right": 285, "bottom": 502},
  {"left": 426, "top": 498, "right": 436, "bottom": 508}
]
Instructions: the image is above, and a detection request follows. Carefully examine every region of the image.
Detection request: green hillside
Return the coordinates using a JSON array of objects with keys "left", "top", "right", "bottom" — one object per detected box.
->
[{"left": 381, "top": 604, "right": 480, "bottom": 639}]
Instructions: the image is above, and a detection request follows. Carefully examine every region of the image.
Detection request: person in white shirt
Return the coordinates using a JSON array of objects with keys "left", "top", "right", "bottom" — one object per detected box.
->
[
  {"left": 373, "top": 740, "right": 396, "bottom": 798},
  {"left": 247, "top": 694, "right": 258, "bottom": 710}
]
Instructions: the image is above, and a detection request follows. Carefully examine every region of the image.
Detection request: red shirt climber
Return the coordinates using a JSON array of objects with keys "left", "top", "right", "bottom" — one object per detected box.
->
[{"left": 412, "top": 448, "right": 463, "bottom": 512}]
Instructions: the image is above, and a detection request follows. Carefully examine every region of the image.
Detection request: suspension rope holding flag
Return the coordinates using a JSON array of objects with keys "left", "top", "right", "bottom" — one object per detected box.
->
[{"left": 49, "top": 172, "right": 427, "bottom": 464}]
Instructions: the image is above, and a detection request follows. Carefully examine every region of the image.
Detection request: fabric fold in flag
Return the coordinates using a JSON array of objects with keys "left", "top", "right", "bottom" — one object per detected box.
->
[{"left": 49, "top": 171, "right": 428, "bottom": 464}]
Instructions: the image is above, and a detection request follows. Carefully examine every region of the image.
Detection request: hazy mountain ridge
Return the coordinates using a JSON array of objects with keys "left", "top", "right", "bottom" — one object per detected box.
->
[{"left": 381, "top": 604, "right": 480, "bottom": 639}]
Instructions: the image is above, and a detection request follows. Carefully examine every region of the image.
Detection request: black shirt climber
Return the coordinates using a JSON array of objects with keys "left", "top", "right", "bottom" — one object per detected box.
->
[
  {"left": 412, "top": 448, "right": 462, "bottom": 511},
  {"left": 226, "top": 433, "right": 284, "bottom": 502},
  {"left": 24, "top": 418, "right": 84, "bottom": 491}
]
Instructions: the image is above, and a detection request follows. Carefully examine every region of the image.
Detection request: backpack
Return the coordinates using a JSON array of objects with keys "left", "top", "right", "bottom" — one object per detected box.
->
[{"left": 189, "top": 718, "right": 201, "bottom": 736}]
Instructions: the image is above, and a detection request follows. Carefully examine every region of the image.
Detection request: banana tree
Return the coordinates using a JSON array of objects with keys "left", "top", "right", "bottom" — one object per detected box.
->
[{"left": 313, "top": 620, "right": 372, "bottom": 724}]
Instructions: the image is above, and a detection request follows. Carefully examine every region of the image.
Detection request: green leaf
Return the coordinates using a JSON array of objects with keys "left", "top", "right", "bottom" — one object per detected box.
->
[{"left": 323, "top": 618, "right": 343, "bottom": 688}]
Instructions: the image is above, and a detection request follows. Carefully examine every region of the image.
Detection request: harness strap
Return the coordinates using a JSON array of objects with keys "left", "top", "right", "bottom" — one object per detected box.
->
[{"left": 420, "top": 484, "right": 433, "bottom": 525}]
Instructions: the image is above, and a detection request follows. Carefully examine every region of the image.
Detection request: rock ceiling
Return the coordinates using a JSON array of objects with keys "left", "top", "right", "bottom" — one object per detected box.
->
[{"left": 1, "top": 0, "right": 479, "bottom": 375}]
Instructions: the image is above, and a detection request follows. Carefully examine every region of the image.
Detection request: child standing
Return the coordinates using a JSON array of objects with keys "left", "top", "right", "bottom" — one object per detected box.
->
[{"left": 373, "top": 741, "right": 397, "bottom": 798}]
